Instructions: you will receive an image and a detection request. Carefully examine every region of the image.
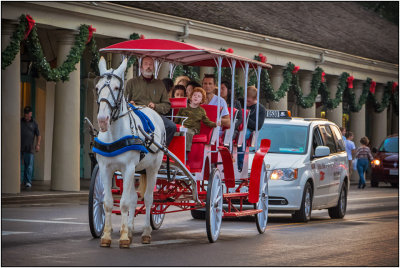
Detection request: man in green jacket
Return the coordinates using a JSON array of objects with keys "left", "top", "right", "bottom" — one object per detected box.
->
[{"left": 125, "top": 56, "right": 176, "bottom": 146}]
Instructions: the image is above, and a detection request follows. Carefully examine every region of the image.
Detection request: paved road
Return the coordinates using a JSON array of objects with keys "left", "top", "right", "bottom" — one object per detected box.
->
[{"left": 2, "top": 185, "right": 398, "bottom": 266}]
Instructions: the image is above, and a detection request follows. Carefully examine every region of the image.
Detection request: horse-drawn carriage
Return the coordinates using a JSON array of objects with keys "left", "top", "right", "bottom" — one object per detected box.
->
[{"left": 86, "top": 39, "right": 272, "bottom": 247}]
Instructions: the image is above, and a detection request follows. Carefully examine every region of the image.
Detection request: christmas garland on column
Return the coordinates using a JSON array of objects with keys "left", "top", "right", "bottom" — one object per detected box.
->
[
  {"left": 291, "top": 67, "right": 323, "bottom": 108},
  {"left": 320, "top": 72, "right": 349, "bottom": 109},
  {"left": 1, "top": 15, "right": 27, "bottom": 69}
]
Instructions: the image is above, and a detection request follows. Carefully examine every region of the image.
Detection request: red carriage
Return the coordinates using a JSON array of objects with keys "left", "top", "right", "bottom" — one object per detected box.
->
[{"left": 87, "top": 39, "right": 272, "bottom": 243}]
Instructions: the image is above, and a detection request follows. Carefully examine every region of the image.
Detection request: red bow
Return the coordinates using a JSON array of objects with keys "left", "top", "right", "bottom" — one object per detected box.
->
[
  {"left": 321, "top": 72, "right": 326, "bottom": 83},
  {"left": 24, "top": 14, "right": 35, "bottom": 40},
  {"left": 258, "top": 53, "right": 266, "bottom": 63},
  {"left": 346, "top": 76, "right": 354, "bottom": 89},
  {"left": 369, "top": 81, "right": 376, "bottom": 94},
  {"left": 140, "top": 34, "right": 145, "bottom": 39},
  {"left": 86, "top": 25, "right": 96, "bottom": 44},
  {"left": 292, "top": 66, "right": 300, "bottom": 74},
  {"left": 392, "top": 82, "right": 398, "bottom": 94},
  {"left": 226, "top": 48, "right": 234, "bottom": 53}
]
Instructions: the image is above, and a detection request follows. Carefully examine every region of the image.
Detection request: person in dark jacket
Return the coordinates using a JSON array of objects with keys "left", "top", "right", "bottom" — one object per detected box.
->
[
  {"left": 237, "top": 86, "right": 266, "bottom": 171},
  {"left": 21, "top": 106, "right": 41, "bottom": 188}
]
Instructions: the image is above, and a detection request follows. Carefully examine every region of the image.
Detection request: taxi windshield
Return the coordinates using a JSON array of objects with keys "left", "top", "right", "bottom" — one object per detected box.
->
[{"left": 257, "top": 124, "right": 308, "bottom": 154}]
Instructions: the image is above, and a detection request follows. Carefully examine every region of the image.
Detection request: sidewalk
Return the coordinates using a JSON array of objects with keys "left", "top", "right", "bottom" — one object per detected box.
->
[{"left": 1, "top": 179, "right": 90, "bottom": 205}]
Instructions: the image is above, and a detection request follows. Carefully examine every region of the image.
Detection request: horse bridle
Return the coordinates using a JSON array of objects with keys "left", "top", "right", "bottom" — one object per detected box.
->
[{"left": 96, "top": 71, "right": 125, "bottom": 122}]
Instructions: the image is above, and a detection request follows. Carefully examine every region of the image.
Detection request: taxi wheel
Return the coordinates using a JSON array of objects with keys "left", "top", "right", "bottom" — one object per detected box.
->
[
  {"left": 292, "top": 182, "right": 312, "bottom": 223},
  {"left": 328, "top": 184, "right": 347, "bottom": 219}
]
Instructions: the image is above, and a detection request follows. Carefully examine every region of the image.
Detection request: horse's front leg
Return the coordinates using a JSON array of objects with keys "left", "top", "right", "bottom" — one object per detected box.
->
[
  {"left": 119, "top": 165, "right": 136, "bottom": 248},
  {"left": 99, "top": 165, "right": 114, "bottom": 247},
  {"left": 141, "top": 167, "right": 158, "bottom": 244}
]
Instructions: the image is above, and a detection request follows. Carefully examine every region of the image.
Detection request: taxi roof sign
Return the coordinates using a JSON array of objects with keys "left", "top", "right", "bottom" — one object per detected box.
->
[{"left": 265, "top": 110, "right": 292, "bottom": 119}]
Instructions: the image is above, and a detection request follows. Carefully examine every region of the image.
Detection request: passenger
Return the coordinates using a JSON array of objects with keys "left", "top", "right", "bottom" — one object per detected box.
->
[
  {"left": 202, "top": 74, "right": 231, "bottom": 129},
  {"left": 354, "top": 136, "right": 373, "bottom": 189},
  {"left": 221, "top": 80, "right": 243, "bottom": 140},
  {"left": 174, "top": 75, "right": 191, "bottom": 87},
  {"left": 186, "top": 81, "right": 201, "bottom": 101},
  {"left": 125, "top": 56, "right": 176, "bottom": 146},
  {"left": 171, "top": 85, "right": 186, "bottom": 98},
  {"left": 174, "top": 87, "right": 220, "bottom": 154},
  {"left": 237, "top": 86, "right": 266, "bottom": 171},
  {"left": 162, "top": 77, "right": 174, "bottom": 98}
]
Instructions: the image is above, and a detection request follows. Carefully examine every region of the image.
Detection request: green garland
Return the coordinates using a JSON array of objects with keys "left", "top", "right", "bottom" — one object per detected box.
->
[
  {"left": 1, "top": 15, "right": 27, "bottom": 70},
  {"left": 291, "top": 67, "right": 323, "bottom": 108},
  {"left": 26, "top": 24, "right": 89, "bottom": 82},
  {"left": 368, "top": 81, "right": 393, "bottom": 113},
  {"left": 320, "top": 72, "right": 349, "bottom": 109}
]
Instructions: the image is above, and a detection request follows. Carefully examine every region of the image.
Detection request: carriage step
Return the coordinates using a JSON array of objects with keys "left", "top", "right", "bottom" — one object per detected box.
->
[
  {"left": 223, "top": 192, "right": 249, "bottom": 198},
  {"left": 223, "top": 209, "right": 262, "bottom": 217}
]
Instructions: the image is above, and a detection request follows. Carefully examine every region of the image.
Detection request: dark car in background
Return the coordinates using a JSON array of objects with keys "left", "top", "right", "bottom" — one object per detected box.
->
[{"left": 371, "top": 134, "right": 399, "bottom": 187}]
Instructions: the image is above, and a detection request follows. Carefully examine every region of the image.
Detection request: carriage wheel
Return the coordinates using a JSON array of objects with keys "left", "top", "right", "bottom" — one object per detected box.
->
[
  {"left": 206, "top": 168, "right": 223, "bottom": 243},
  {"left": 150, "top": 204, "right": 165, "bottom": 230},
  {"left": 88, "top": 164, "right": 105, "bottom": 238},
  {"left": 255, "top": 165, "right": 269, "bottom": 234}
]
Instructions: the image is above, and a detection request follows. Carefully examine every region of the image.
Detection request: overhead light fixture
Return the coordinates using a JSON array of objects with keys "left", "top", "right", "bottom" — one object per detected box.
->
[{"left": 264, "top": 37, "right": 270, "bottom": 41}]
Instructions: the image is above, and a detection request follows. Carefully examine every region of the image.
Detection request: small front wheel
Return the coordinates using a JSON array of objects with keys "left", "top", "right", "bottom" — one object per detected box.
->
[
  {"left": 88, "top": 164, "right": 105, "bottom": 238},
  {"left": 255, "top": 165, "right": 269, "bottom": 234},
  {"left": 206, "top": 168, "right": 223, "bottom": 243},
  {"left": 150, "top": 204, "right": 165, "bottom": 230}
]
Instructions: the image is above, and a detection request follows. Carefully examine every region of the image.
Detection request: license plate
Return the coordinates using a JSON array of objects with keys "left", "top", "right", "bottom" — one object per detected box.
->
[{"left": 389, "top": 169, "right": 398, "bottom": 175}]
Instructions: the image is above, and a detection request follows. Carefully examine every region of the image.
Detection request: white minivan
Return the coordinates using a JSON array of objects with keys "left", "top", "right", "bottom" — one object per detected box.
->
[{"left": 249, "top": 111, "right": 350, "bottom": 222}]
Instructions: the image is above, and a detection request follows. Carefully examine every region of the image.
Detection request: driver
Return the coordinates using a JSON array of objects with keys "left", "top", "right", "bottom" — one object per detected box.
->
[{"left": 125, "top": 56, "right": 176, "bottom": 146}]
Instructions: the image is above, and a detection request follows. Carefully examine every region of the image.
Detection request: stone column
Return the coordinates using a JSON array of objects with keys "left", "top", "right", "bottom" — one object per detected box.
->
[
  {"left": 158, "top": 62, "right": 170, "bottom": 80},
  {"left": 297, "top": 71, "right": 315, "bottom": 118},
  {"left": 269, "top": 66, "right": 287, "bottom": 111},
  {"left": 199, "top": 67, "right": 214, "bottom": 81},
  {"left": 326, "top": 76, "right": 343, "bottom": 126},
  {"left": 51, "top": 30, "right": 80, "bottom": 191},
  {"left": 370, "top": 84, "right": 387, "bottom": 149},
  {"left": 349, "top": 81, "right": 366, "bottom": 147},
  {"left": 1, "top": 21, "right": 21, "bottom": 193}
]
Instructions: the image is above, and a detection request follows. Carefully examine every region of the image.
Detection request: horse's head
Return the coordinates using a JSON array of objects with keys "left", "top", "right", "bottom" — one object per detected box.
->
[{"left": 95, "top": 56, "right": 127, "bottom": 132}]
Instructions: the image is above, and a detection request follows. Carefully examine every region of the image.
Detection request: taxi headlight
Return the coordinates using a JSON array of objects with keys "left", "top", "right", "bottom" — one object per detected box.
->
[{"left": 270, "top": 168, "right": 298, "bottom": 181}]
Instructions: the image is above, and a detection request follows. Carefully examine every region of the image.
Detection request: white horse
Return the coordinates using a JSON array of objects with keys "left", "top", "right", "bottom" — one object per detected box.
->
[{"left": 95, "top": 56, "right": 165, "bottom": 248}]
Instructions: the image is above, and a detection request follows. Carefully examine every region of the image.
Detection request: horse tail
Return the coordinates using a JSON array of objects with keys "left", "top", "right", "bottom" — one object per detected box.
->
[{"left": 138, "top": 174, "right": 147, "bottom": 200}]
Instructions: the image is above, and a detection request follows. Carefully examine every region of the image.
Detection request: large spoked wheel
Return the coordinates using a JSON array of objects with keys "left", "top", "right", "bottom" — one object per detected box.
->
[
  {"left": 88, "top": 164, "right": 105, "bottom": 238},
  {"left": 292, "top": 182, "right": 312, "bottom": 222},
  {"left": 206, "top": 168, "right": 223, "bottom": 243},
  {"left": 328, "top": 183, "right": 347, "bottom": 219},
  {"left": 150, "top": 204, "right": 165, "bottom": 230},
  {"left": 255, "top": 165, "right": 269, "bottom": 234}
]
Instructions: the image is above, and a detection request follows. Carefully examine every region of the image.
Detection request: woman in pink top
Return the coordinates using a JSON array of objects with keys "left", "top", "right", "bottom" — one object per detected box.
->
[{"left": 354, "top": 136, "right": 374, "bottom": 189}]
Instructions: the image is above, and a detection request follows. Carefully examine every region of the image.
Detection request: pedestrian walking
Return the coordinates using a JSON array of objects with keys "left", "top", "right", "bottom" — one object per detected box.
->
[
  {"left": 20, "top": 106, "right": 41, "bottom": 188},
  {"left": 340, "top": 126, "right": 347, "bottom": 141},
  {"left": 354, "top": 136, "right": 373, "bottom": 189},
  {"left": 345, "top": 131, "right": 356, "bottom": 176}
]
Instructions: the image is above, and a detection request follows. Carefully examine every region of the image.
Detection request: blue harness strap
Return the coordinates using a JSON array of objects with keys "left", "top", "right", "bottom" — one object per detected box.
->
[
  {"left": 128, "top": 103, "right": 155, "bottom": 133},
  {"left": 93, "top": 135, "right": 148, "bottom": 157}
]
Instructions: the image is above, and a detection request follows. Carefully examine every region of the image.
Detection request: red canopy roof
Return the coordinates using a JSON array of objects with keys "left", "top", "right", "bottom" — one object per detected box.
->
[{"left": 100, "top": 39, "right": 272, "bottom": 69}]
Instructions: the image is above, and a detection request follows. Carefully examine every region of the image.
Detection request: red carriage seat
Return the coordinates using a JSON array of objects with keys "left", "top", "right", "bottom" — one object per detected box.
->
[
  {"left": 169, "top": 97, "right": 187, "bottom": 117},
  {"left": 186, "top": 104, "right": 219, "bottom": 172}
]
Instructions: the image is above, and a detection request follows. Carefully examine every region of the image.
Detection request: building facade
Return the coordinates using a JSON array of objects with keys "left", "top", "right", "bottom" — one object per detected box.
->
[{"left": 1, "top": 2, "right": 398, "bottom": 193}]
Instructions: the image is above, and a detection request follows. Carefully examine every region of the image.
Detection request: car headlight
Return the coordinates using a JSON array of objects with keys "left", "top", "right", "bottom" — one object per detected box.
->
[
  {"left": 371, "top": 159, "right": 381, "bottom": 167},
  {"left": 270, "top": 168, "right": 298, "bottom": 181}
]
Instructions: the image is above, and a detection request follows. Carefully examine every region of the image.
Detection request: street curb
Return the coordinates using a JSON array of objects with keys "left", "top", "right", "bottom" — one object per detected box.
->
[{"left": 2, "top": 192, "right": 89, "bottom": 205}]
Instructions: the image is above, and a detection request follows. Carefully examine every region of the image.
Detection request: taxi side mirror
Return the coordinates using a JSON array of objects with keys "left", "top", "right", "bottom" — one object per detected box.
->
[{"left": 314, "top": 146, "right": 330, "bottom": 158}]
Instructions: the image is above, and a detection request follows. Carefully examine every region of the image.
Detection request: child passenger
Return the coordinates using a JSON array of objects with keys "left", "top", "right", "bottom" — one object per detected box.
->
[
  {"left": 171, "top": 85, "right": 186, "bottom": 98},
  {"left": 175, "top": 87, "right": 220, "bottom": 153}
]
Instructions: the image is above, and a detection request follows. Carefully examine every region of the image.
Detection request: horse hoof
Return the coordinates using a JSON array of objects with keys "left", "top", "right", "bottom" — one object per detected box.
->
[
  {"left": 119, "top": 239, "right": 131, "bottom": 248},
  {"left": 100, "top": 238, "right": 111, "bottom": 247},
  {"left": 141, "top": 235, "right": 151, "bottom": 244}
]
